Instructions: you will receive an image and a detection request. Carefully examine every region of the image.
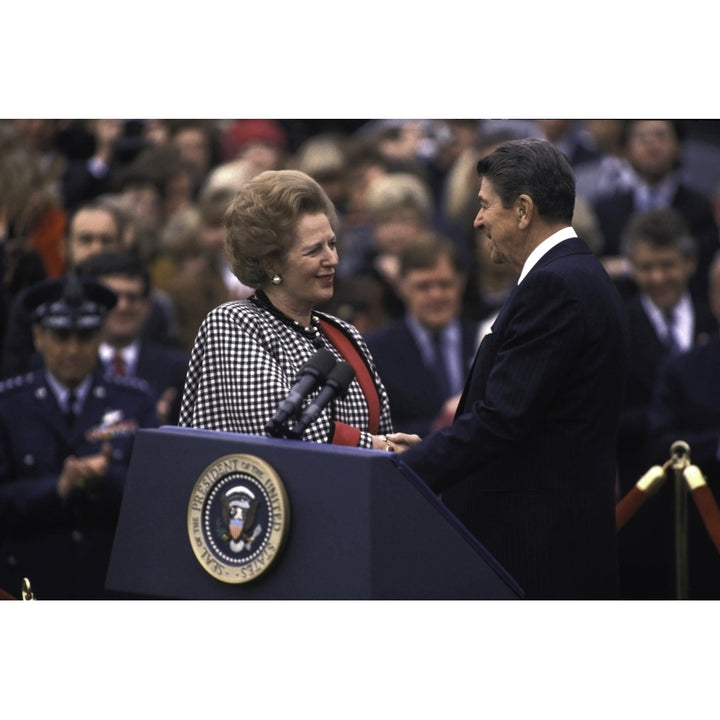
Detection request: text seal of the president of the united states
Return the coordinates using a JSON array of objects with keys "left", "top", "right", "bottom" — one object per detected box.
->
[{"left": 187, "top": 453, "right": 290, "bottom": 583}]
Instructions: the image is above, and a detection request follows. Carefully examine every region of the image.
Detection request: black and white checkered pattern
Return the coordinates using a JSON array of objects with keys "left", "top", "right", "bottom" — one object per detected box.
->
[{"left": 179, "top": 299, "right": 393, "bottom": 447}]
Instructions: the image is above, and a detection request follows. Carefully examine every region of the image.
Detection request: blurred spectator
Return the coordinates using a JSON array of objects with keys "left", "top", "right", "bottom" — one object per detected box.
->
[
  {"left": 1, "top": 126, "right": 54, "bottom": 367},
  {"left": 0, "top": 275, "right": 158, "bottom": 599},
  {"left": 89, "top": 193, "right": 180, "bottom": 349},
  {"left": 82, "top": 250, "right": 189, "bottom": 425},
  {"left": 114, "top": 144, "right": 196, "bottom": 229},
  {"left": 341, "top": 134, "right": 391, "bottom": 228},
  {"left": 324, "top": 274, "right": 389, "bottom": 336},
  {"left": 61, "top": 119, "right": 126, "bottom": 212},
  {"left": 141, "top": 119, "right": 172, "bottom": 147},
  {"left": 574, "top": 120, "right": 634, "bottom": 203},
  {"left": 365, "top": 232, "right": 478, "bottom": 436},
  {"left": 2, "top": 198, "right": 177, "bottom": 377},
  {"left": 292, "top": 133, "right": 348, "bottom": 211},
  {"left": 220, "top": 119, "right": 287, "bottom": 175},
  {"left": 11, "top": 119, "right": 69, "bottom": 200},
  {"left": 333, "top": 135, "right": 390, "bottom": 282},
  {"left": 617, "top": 207, "right": 717, "bottom": 488},
  {"left": 572, "top": 196, "right": 605, "bottom": 256},
  {"left": 637, "top": 252, "right": 720, "bottom": 598},
  {"left": 154, "top": 205, "right": 204, "bottom": 293},
  {"left": 616, "top": 208, "right": 717, "bottom": 598},
  {"left": 202, "top": 157, "right": 258, "bottom": 198},
  {"left": 0, "top": 122, "right": 67, "bottom": 281},
  {"left": 2, "top": 198, "right": 124, "bottom": 377},
  {"left": 357, "top": 120, "right": 434, "bottom": 174},
  {"left": 440, "top": 127, "right": 516, "bottom": 249},
  {"left": 431, "top": 120, "right": 481, "bottom": 199},
  {"left": 347, "top": 171, "right": 436, "bottom": 325},
  {"left": 441, "top": 128, "right": 524, "bottom": 310},
  {"left": 710, "top": 176, "right": 720, "bottom": 240},
  {"left": 165, "top": 183, "right": 253, "bottom": 352},
  {"left": 532, "top": 119, "right": 601, "bottom": 169},
  {"left": 592, "top": 120, "right": 720, "bottom": 303},
  {"left": 168, "top": 120, "right": 222, "bottom": 195}
]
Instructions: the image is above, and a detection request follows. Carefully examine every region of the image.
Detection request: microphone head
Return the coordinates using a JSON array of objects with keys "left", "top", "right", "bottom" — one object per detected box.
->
[
  {"left": 299, "top": 348, "right": 337, "bottom": 381},
  {"left": 326, "top": 361, "right": 355, "bottom": 397}
]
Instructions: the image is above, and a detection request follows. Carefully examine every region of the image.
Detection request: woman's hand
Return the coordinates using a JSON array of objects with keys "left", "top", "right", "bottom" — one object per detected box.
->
[
  {"left": 385, "top": 432, "right": 422, "bottom": 453},
  {"left": 372, "top": 434, "right": 395, "bottom": 452}
]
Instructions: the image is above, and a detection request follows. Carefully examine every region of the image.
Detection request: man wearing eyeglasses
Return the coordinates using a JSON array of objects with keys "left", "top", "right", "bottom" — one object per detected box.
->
[{"left": 82, "top": 249, "right": 190, "bottom": 425}]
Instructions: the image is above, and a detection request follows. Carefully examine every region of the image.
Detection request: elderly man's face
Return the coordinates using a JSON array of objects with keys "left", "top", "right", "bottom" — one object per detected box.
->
[{"left": 32, "top": 326, "right": 102, "bottom": 388}]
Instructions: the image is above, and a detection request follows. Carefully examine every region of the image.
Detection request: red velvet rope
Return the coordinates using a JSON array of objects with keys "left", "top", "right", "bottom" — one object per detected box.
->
[
  {"left": 616, "top": 465, "right": 666, "bottom": 531},
  {"left": 689, "top": 487, "right": 720, "bottom": 553},
  {"left": 685, "top": 466, "right": 720, "bottom": 554},
  {"left": 616, "top": 461, "right": 720, "bottom": 557},
  {"left": 616, "top": 486, "right": 650, "bottom": 531}
]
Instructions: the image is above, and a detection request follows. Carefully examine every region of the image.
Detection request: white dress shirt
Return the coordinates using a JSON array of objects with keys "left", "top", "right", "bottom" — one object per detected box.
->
[{"left": 518, "top": 226, "right": 577, "bottom": 285}]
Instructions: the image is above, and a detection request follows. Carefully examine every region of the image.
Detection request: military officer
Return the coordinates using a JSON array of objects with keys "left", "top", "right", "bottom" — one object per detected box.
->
[{"left": 0, "top": 274, "right": 159, "bottom": 599}]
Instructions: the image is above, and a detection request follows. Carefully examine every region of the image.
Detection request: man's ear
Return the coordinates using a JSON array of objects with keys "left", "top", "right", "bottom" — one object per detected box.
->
[
  {"left": 31, "top": 325, "right": 43, "bottom": 352},
  {"left": 516, "top": 194, "right": 533, "bottom": 229}
]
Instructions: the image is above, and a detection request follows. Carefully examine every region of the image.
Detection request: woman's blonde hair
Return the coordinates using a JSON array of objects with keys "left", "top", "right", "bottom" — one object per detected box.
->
[{"left": 224, "top": 169, "right": 338, "bottom": 287}]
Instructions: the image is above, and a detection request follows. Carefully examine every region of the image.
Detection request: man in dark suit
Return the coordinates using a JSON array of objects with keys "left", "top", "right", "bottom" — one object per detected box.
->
[
  {"left": 388, "top": 138, "right": 630, "bottom": 600},
  {"left": 615, "top": 208, "right": 718, "bottom": 598},
  {"left": 591, "top": 120, "right": 719, "bottom": 303},
  {"left": 617, "top": 208, "right": 717, "bottom": 491},
  {"left": 635, "top": 254, "right": 720, "bottom": 599},
  {"left": 81, "top": 250, "right": 190, "bottom": 425},
  {"left": 365, "top": 232, "right": 479, "bottom": 437}
]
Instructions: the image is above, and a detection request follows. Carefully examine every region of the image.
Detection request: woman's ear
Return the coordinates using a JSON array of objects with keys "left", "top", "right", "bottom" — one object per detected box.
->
[{"left": 260, "top": 258, "right": 275, "bottom": 280}]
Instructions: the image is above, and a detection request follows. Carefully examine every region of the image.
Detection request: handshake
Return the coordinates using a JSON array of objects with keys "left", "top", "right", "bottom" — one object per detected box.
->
[{"left": 375, "top": 432, "right": 422, "bottom": 453}]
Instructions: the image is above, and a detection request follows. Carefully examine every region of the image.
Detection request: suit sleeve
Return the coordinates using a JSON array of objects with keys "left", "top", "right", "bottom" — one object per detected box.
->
[{"left": 401, "top": 271, "right": 584, "bottom": 491}]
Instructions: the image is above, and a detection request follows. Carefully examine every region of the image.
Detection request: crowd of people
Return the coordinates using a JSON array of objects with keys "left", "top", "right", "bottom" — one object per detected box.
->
[{"left": 2, "top": 118, "right": 720, "bottom": 600}]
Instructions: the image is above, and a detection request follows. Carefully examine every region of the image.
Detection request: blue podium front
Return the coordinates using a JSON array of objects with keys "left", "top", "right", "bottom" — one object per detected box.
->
[{"left": 106, "top": 426, "right": 523, "bottom": 599}]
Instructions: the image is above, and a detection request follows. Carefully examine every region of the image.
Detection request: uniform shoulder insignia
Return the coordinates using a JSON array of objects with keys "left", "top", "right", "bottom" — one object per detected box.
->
[{"left": 0, "top": 372, "right": 37, "bottom": 395}]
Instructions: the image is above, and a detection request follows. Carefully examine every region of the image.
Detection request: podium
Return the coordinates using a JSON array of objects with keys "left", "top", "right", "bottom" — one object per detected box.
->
[{"left": 106, "top": 426, "right": 523, "bottom": 599}]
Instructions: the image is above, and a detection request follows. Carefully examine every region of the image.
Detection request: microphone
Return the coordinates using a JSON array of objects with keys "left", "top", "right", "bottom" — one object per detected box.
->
[
  {"left": 265, "top": 349, "right": 337, "bottom": 437},
  {"left": 288, "top": 361, "right": 356, "bottom": 438}
]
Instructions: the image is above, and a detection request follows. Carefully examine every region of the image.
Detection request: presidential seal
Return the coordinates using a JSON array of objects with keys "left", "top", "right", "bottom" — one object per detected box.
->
[{"left": 187, "top": 454, "right": 290, "bottom": 584}]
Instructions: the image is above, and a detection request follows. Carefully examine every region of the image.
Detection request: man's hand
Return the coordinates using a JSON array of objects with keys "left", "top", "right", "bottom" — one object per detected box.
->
[
  {"left": 385, "top": 432, "right": 422, "bottom": 454},
  {"left": 156, "top": 387, "right": 178, "bottom": 425},
  {"left": 57, "top": 442, "right": 112, "bottom": 498}
]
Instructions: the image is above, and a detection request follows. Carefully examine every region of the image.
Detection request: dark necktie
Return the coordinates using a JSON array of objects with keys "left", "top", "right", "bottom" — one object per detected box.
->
[
  {"left": 662, "top": 308, "right": 681, "bottom": 355},
  {"left": 430, "top": 330, "right": 451, "bottom": 398},
  {"left": 112, "top": 351, "right": 127, "bottom": 376},
  {"left": 66, "top": 390, "right": 77, "bottom": 428}
]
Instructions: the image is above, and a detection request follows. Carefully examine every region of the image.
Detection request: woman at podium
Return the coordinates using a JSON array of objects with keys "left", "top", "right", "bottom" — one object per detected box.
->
[{"left": 179, "top": 169, "right": 394, "bottom": 451}]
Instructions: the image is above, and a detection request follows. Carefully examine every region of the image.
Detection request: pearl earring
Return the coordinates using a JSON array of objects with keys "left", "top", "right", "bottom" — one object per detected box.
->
[{"left": 271, "top": 274, "right": 282, "bottom": 285}]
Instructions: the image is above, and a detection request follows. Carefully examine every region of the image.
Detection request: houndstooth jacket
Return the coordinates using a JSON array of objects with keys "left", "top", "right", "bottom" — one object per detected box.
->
[{"left": 178, "top": 298, "right": 393, "bottom": 447}]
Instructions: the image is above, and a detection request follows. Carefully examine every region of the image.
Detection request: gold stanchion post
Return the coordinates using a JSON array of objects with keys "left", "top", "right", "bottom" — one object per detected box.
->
[{"left": 669, "top": 441, "right": 690, "bottom": 599}]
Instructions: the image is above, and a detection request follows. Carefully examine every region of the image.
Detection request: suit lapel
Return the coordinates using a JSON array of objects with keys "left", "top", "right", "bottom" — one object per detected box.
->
[{"left": 452, "top": 237, "right": 587, "bottom": 421}]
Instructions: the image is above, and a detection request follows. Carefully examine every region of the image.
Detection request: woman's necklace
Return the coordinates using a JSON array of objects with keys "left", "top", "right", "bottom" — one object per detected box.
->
[{"left": 251, "top": 289, "right": 325, "bottom": 349}]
